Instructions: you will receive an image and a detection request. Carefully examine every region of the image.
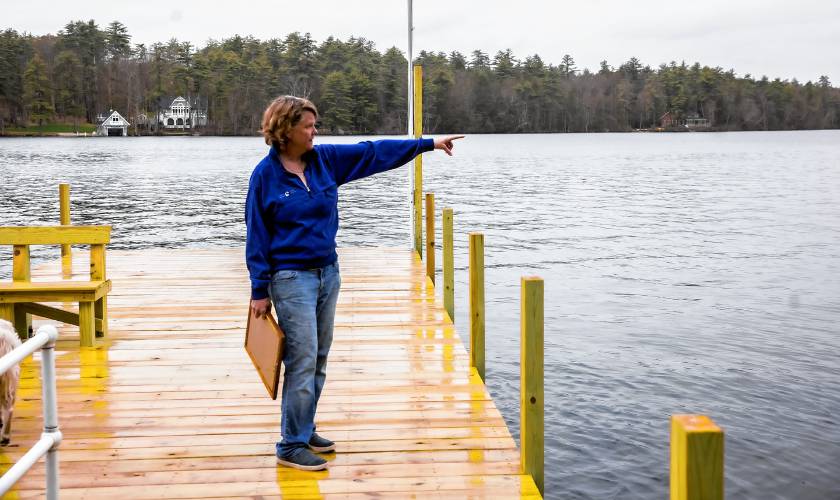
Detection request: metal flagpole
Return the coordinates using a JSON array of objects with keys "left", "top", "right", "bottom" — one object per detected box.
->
[{"left": 407, "top": 0, "right": 415, "bottom": 249}]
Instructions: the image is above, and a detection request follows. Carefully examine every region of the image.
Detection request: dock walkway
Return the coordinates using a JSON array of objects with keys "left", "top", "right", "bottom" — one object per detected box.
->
[{"left": 3, "top": 247, "right": 540, "bottom": 498}]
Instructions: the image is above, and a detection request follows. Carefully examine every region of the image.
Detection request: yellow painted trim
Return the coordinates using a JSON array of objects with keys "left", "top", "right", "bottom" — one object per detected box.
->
[{"left": 0, "top": 225, "right": 111, "bottom": 245}]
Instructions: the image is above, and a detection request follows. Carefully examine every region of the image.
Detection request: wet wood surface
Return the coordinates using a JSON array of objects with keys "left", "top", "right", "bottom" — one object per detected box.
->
[{"left": 1, "top": 247, "right": 540, "bottom": 499}]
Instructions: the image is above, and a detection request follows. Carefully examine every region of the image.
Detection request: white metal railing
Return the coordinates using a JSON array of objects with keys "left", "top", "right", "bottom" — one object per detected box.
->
[{"left": 0, "top": 325, "right": 61, "bottom": 499}]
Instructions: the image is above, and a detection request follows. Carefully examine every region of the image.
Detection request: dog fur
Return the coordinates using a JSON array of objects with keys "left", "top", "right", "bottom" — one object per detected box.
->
[{"left": 0, "top": 319, "right": 21, "bottom": 446}]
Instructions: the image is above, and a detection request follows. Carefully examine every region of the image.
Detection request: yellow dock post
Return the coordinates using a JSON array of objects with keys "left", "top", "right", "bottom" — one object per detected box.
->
[
  {"left": 11, "top": 244, "right": 32, "bottom": 338},
  {"left": 90, "top": 243, "right": 108, "bottom": 339},
  {"left": 412, "top": 65, "right": 423, "bottom": 257},
  {"left": 59, "top": 183, "right": 71, "bottom": 275},
  {"left": 670, "top": 415, "right": 724, "bottom": 500},
  {"left": 425, "top": 193, "right": 435, "bottom": 284},
  {"left": 442, "top": 208, "right": 454, "bottom": 321},
  {"left": 521, "top": 276, "right": 544, "bottom": 496},
  {"left": 469, "top": 233, "right": 485, "bottom": 381}
]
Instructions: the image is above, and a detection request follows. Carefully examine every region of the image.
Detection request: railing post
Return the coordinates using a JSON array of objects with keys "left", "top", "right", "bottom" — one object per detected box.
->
[
  {"left": 412, "top": 65, "right": 423, "bottom": 257},
  {"left": 468, "top": 233, "right": 485, "bottom": 381},
  {"left": 425, "top": 193, "right": 435, "bottom": 284},
  {"left": 442, "top": 208, "right": 454, "bottom": 322},
  {"left": 59, "top": 183, "right": 71, "bottom": 276},
  {"left": 39, "top": 326, "right": 61, "bottom": 500},
  {"left": 520, "top": 276, "right": 544, "bottom": 496},
  {"left": 670, "top": 415, "right": 724, "bottom": 500}
]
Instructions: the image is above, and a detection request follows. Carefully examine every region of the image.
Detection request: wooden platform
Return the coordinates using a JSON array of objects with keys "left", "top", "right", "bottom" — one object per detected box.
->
[{"left": 1, "top": 247, "right": 540, "bottom": 499}]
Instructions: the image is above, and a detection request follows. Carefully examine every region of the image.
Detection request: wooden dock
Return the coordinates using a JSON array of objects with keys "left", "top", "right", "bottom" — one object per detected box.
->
[{"left": 1, "top": 247, "right": 541, "bottom": 498}]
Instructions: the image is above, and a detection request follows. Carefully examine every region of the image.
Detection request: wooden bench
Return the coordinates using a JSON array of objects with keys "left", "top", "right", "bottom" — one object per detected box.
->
[{"left": 0, "top": 225, "right": 112, "bottom": 347}]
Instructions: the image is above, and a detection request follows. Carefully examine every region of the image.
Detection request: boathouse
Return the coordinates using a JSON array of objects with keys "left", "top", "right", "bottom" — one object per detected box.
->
[
  {"left": 96, "top": 110, "right": 130, "bottom": 136},
  {"left": 157, "top": 95, "right": 208, "bottom": 130}
]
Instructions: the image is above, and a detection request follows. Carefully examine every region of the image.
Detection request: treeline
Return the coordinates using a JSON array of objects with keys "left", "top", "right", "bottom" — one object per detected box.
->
[{"left": 1, "top": 19, "right": 838, "bottom": 134}]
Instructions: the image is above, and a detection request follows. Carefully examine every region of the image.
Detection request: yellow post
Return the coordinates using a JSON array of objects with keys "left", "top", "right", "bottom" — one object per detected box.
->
[
  {"left": 670, "top": 415, "right": 724, "bottom": 500},
  {"left": 90, "top": 244, "right": 108, "bottom": 338},
  {"left": 59, "top": 183, "right": 71, "bottom": 275},
  {"left": 79, "top": 301, "right": 95, "bottom": 347},
  {"left": 520, "top": 276, "right": 544, "bottom": 496},
  {"left": 442, "top": 208, "right": 454, "bottom": 322},
  {"left": 425, "top": 193, "right": 435, "bottom": 284},
  {"left": 468, "top": 233, "right": 485, "bottom": 381},
  {"left": 12, "top": 244, "right": 32, "bottom": 338},
  {"left": 412, "top": 65, "right": 423, "bottom": 256}
]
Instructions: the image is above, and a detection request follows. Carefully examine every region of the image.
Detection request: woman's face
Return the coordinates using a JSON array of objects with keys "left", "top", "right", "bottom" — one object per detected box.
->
[{"left": 286, "top": 110, "right": 318, "bottom": 152}]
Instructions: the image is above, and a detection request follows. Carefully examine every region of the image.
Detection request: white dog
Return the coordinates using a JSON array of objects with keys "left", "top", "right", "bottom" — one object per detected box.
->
[{"left": 0, "top": 319, "right": 21, "bottom": 446}]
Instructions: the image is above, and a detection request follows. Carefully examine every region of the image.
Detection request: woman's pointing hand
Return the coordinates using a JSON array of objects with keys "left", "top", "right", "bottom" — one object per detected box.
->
[{"left": 433, "top": 135, "right": 465, "bottom": 156}]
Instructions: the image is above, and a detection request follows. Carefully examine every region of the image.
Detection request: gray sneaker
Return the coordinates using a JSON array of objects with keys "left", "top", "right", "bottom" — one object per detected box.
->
[
  {"left": 277, "top": 448, "right": 328, "bottom": 471},
  {"left": 308, "top": 433, "right": 336, "bottom": 453}
]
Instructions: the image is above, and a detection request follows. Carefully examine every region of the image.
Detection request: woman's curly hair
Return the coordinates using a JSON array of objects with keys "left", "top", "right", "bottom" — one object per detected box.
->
[{"left": 261, "top": 96, "right": 318, "bottom": 151}]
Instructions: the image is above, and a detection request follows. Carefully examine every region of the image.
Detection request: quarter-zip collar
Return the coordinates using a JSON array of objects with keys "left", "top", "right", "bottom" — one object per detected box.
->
[{"left": 270, "top": 145, "right": 315, "bottom": 193}]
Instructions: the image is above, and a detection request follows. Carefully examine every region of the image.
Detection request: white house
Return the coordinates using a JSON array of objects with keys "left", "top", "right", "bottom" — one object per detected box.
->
[
  {"left": 157, "top": 96, "right": 208, "bottom": 130},
  {"left": 97, "top": 110, "right": 130, "bottom": 136}
]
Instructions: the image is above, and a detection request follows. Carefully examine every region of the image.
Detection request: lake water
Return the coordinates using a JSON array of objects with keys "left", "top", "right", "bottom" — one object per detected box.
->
[{"left": 1, "top": 131, "right": 839, "bottom": 499}]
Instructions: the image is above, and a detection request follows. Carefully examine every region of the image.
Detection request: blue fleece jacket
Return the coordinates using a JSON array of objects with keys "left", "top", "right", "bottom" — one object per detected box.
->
[{"left": 245, "top": 138, "right": 435, "bottom": 300}]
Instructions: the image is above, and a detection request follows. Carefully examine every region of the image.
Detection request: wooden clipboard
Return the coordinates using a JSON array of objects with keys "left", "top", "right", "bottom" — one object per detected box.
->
[{"left": 245, "top": 309, "right": 285, "bottom": 400}]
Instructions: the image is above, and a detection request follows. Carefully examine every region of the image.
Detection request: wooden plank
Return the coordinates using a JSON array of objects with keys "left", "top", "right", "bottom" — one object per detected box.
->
[{"left": 0, "top": 225, "right": 111, "bottom": 245}]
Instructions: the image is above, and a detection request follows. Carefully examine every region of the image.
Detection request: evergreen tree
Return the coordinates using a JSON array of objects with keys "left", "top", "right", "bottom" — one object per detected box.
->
[
  {"left": 319, "top": 71, "right": 353, "bottom": 132},
  {"left": 53, "top": 50, "right": 85, "bottom": 127},
  {"left": 23, "top": 53, "right": 54, "bottom": 125}
]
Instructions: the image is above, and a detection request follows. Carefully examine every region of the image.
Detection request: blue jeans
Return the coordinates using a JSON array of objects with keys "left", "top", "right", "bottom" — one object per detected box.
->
[{"left": 268, "top": 261, "right": 341, "bottom": 457}]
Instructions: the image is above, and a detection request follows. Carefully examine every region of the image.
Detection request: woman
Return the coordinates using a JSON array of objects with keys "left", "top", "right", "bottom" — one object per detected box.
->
[{"left": 246, "top": 95, "right": 463, "bottom": 471}]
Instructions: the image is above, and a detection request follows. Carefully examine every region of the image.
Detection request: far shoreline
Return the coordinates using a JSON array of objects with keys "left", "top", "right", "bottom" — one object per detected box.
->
[{"left": 2, "top": 128, "right": 839, "bottom": 138}]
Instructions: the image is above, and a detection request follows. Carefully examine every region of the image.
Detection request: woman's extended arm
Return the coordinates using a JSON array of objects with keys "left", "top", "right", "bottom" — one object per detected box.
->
[{"left": 320, "top": 136, "right": 464, "bottom": 185}]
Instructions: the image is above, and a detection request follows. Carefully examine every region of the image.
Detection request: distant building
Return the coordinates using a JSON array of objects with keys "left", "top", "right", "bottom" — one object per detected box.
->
[
  {"left": 660, "top": 111, "right": 678, "bottom": 128},
  {"left": 659, "top": 111, "right": 711, "bottom": 129},
  {"left": 96, "top": 110, "right": 130, "bottom": 136},
  {"left": 157, "top": 96, "right": 208, "bottom": 130},
  {"left": 685, "top": 114, "right": 711, "bottom": 129}
]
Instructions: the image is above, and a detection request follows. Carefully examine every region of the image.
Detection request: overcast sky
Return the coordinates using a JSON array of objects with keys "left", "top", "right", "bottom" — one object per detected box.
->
[{"left": 4, "top": 0, "right": 839, "bottom": 83}]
